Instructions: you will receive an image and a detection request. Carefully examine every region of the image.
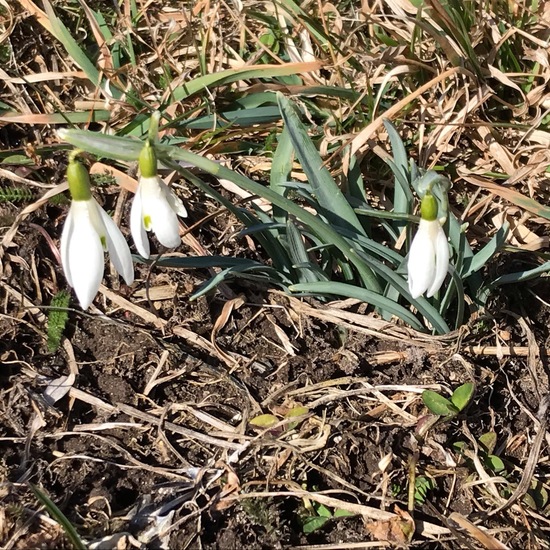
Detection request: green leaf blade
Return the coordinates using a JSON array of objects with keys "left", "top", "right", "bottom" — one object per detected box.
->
[{"left": 422, "top": 390, "right": 459, "bottom": 417}]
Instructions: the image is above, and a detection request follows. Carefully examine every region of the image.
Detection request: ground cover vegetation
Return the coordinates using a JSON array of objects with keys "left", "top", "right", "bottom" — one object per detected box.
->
[{"left": 1, "top": 0, "right": 550, "bottom": 548}]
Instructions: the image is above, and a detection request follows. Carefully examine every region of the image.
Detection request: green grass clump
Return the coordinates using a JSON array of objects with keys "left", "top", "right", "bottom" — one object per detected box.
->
[
  {"left": 47, "top": 290, "right": 70, "bottom": 352},
  {"left": 0, "top": 187, "right": 34, "bottom": 203}
]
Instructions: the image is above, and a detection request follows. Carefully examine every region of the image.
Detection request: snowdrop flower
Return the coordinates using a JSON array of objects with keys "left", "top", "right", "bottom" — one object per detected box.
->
[
  {"left": 407, "top": 193, "right": 449, "bottom": 299},
  {"left": 131, "top": 141, "right": 187, "bottom": 258},
  {"left": 61, "top": 157, "right": 134, "bottom": 309}
]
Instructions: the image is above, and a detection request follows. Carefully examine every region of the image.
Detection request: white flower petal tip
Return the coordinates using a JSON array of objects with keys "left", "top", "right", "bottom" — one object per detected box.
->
[
  {"left": 56, "top": 128, "right": 68, "bottom": 141},
  {"left": 61, "top": 198, "right": 134, "bottom": 309},
  {"left": 130, "top": 175, "right": 187, "bottom": 258},
  {"left": 407, "top": 218, "right": 449, "bottom": 299}
]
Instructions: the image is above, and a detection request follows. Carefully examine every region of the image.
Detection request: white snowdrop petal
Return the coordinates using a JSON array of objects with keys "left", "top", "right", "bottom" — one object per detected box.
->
[
  {"left": 131, "top": 175, "right": 185, "bottom": 255},
  {"left": 162, "top": 183, "right": 188, "bottom": 218},
  {"left": 87, "top": 198, "right": 109, "bottom": 251},
  {"left": 426, "top": 226, "right": 450, "bottom": 298},
  {"left": 66, "top": 207, "right": 105, "bottom": 309},
  {"left": 140, "top": 176, "right": 181, "bottom": 248},
  {"left": 149, "top": 191, "right": 182, "bottom": 248},
  {"left": 98, "top": 205, "right": 134, "bottom": 286},
  {"left": 60, "top": 204, "right": 76, "bottom": 287},
  {"left": 130, "top": 184, "right": 150, "bottom": 259},
  {"left": 407, "top": 220, "right": 436, "bottom": 299}
]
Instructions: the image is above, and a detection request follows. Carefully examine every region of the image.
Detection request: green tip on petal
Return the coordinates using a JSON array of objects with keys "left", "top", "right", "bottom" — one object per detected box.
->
[
  {"left": 420, "top": 193, "right": 438, "bottom": 222},
  {"left": 139, "top": 141, "right": 158, "bottom": 178},
  {"left": 67, "top": 158, "right": 92, "bottom": 201}
]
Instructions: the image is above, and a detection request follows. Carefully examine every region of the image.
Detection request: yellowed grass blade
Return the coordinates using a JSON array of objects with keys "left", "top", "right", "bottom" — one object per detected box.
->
[
  {"left": 0, "top": 71, "right": 87, "bottom": 84},
  {"left": 349, "top": 67, "right": 464, "bottom": 158},
  {"left": 463, "top": 175, "right": 550, "bottom": 221}
]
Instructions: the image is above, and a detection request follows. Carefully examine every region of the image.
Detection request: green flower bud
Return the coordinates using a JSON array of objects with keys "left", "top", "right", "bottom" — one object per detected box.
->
[
  {"left": 139, "top": 141, "right": 158, "bottom": 178},
  {"left": 420, "top": 193, "right": 438, "bottom": 222},
  {"left": 67, "top": 159, "right": 92, "bottom": 202}
]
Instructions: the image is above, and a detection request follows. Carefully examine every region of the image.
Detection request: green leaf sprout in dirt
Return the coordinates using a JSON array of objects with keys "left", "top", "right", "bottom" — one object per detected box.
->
[
  {"left": 422, "top": 383, "right": 474, "bottom": 418},
  {"left": 46, "top": 290, "right": 70, "bottom": 352},
  {"left": 299, "top": 499, "right": 354, "bottom": 534},
  {"left": 414, "top": 475, "right": 436, "bottom": 505},
  {"left": 249, "top": 406, "right": 309, "bottom": 432},
  {"left": 450, "top": 382, "right": 475, "bottom": 411},
  {"left": 472, "top": 432, "right": 507, "bottom": 474},
  {"left": 249, "top": 413, "right": 279, "bottom": 429}
]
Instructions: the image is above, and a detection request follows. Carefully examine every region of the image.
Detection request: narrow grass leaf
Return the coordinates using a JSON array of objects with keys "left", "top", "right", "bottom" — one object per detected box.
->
[
  {"left": 191, "top": 265, "right": 291, "bottom": 299},
  {"left": 30, "top": 483, "right": 86, "bottom": 550},
  {"left": 355, "top": 207, "right": 418, "bottom": 223},
  {"left": 489, "top": 259, "right": 550, "bottom": 287},
  {"left": 277, "top": 93, "right": 366, "bottom": 237},
  {"left": 445, "top": 213, "right": 483, "bottom": 297},
  {"left": 383, "top": 119, "right": 413, "bottom": 236},
  {"left": 289, "top": 281, "right": 424, "bottom": 331},
  {"left": 90, "top": 8, "right": 120, "bottom": 69},
  {"left": 336, "top": 226, "right": 404, "bottom": 265},
  {"left": 271, "top": 125, "right": 294, "bottom": 225},
  {"left": 278, "top": 0, "right": 337, "bottom": 48},
  {"left": 286, "top": 220, "right": 324, "bottom": 283},
  {"left": 440, "top": 265, "right": 466, "bottom": 330},
  {"left": 347, "top": 152, "right": 371, "bottom": 236},
  {"left": 141, "top": 256, "right": 263, "bottom": 269},
  {"left": 240, "top": 207, "right": 294, "bottom": 275},
  {"left": 170, "top": 62, "right": 322, "bottom": 104},
  {"left": 383, "top": 120, "right": 412, "bottom": 197},
  {"left": 462, "top": 222, "right": 509, "bottom": 277},
  {"left": 179, "top": 106, "right": 281, "bottom": 129},
  {"left": 43, "top": 1, "right": 117, "bottom": 97}
]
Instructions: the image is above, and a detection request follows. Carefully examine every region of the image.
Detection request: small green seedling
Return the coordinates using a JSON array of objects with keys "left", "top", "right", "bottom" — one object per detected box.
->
[
  {"left": 524, "top": 479, "right": 549, "bottom": 511},
  {"left": 414, "top": 475, "right": 436, "bottom": 505},
  {"left": 456, "top": 434, "right": 549, "bottom": 511},
  {"left": 249, "top": 406, "right": 310, "bottom": 433},
  {"left": 478, "top": 432, "right": 506, "bottom": 473},
  {"left": 300, "top": 501, "right": 354, "bottom": 534},
  {"left": 249, "top": 414, "right": 279, "bottom": 429},
  {"left": 422, "top": 382, "right": 475, "bottom": 419}
]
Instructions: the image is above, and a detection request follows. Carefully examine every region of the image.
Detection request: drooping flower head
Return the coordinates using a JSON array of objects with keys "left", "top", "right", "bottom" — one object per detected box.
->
[
  {"left": 61, "top": 156, "right": 134, "bottom": 309},
  {"left": 130, "top": 141, "right": 187, "bottom": 259},
  {"left": 407, "top": 192, "right": 449, "bottom": 299}
]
